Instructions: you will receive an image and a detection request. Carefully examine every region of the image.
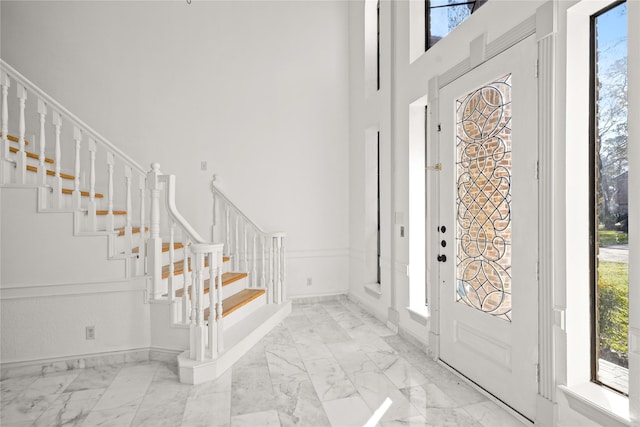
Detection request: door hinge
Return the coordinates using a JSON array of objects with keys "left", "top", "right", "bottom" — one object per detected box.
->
[
  {"left": 536, "top": 260, "right": 539, "bottom": 281},
  {"left": 536, "top": 363, "right": 540, "bottom": 383},
  {"left": 536, "top": 160, "right": 540, "bottom": 180},
  {"left": 535, "top": 59, "right": 539, "bottom": 78}
]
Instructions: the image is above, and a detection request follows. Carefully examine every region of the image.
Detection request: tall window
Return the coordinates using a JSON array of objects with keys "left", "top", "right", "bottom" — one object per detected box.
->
[
  {"left": 425, "top": 0, "right": 486, "bottom": 50},
  {"left": 591, "top": 0, "right": 628, "bottom": 395},
  {"left": 377, "top": 132, "right": 381, "bottom": 284},
  {"left": 377, "top": 0, "right": 381, "bottom": 91}
]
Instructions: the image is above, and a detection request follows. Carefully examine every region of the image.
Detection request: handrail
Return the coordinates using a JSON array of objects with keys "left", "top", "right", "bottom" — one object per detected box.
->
[
  {"left": 162, "top": 173, "right": 207, "bottom": 244},
  {"left": 211, "top": 176, "right": 267, "bottom": 234},
  {"left": 0, "top": 59, "right": 145, "bottom": 175}
]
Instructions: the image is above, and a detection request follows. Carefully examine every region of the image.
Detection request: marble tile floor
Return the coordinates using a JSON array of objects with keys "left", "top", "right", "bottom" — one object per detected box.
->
[{"left": 1, "top": 299, "right": 527, "bottom": 427}]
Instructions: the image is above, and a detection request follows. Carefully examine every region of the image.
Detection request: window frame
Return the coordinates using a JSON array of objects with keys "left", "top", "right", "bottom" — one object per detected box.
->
[
  {"left": 588, "top": 0, "right": 629, "bottom": 396},
  {"left": 424, "top": 0, "right": 486, "bottom": 51}
]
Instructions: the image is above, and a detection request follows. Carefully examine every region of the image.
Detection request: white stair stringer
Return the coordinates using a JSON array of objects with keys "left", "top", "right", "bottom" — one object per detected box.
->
[
  {"left": 0, "top": 187, "right": 126, "bottom": 286},
  {"left": 177, "top": 300, "right": 292, "bottom": 385}
]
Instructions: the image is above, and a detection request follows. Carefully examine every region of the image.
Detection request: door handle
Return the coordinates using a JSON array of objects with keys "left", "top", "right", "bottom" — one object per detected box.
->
[{"left": 437, "top": 254, "right": 447, "bottom": 262}]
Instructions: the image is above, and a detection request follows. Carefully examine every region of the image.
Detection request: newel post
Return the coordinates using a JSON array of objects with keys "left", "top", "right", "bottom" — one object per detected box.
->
[{"left": 147, "top": 162, "right": 164, "bottom": 298}]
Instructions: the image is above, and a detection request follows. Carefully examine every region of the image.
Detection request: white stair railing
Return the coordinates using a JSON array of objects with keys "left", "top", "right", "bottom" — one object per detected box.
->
[
  {"left": 0, "top": 60, "right": 147, "bottom": 258},
  {"left": 211, "top": 176, "right": 286, "bottom": 304},
  {"left": 1, "top": 59, "right": 286, "bottom": 365},
  {"left": 148, "top": 163, "right": 225, "bottom": 361}
]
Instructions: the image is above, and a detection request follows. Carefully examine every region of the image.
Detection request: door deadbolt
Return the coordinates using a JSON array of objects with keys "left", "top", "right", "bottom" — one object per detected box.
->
[
  {"left": 438, "top": 225, "right": 447, "bottom": 233},
  {"left": 441, "top": 240, "right": 447, "bottom": 247}
]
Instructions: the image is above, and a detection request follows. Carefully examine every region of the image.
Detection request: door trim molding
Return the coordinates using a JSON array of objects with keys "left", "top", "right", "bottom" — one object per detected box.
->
[
  {"left": 438, "top": 15, "right": 537, "bottom": 90},
  {"left": 428, "top": 7, "right": 555, "bottom": 423}
]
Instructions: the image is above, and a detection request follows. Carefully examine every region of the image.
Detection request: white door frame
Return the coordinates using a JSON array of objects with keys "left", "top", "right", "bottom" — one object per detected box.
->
[{"left": 425, "top": 7, "right": 558, "bottom": 423}]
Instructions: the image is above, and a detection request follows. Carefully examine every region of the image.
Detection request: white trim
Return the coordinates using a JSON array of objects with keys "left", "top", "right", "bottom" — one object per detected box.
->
[
  {"left": 0, "top": 277, "right": 147, "bottom": 299},
  {"left": 289, "top": 292, "right": 347, "bottom": 304},
  {"left": 364, "top": 282, "right": 382, "bottom": 297},
  {"left": 0, "top": 347, "right": 151, "bottom": 380},
  {"left": 406, "top": 305, "right": 430, "bottom": 326},
  {"left": 559, "top": 384, "right": 630, "bottom": 427},
  {"left": 439, "top": 15, "right": 537, "bottom": 90}
]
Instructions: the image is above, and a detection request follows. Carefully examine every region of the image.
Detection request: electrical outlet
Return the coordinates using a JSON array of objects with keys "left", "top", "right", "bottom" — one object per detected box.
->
[
  {"left": 86, "top": 326, "right": 95, "bottom": 340},
  {"left": 307, "top": 277, "right": 312, "bottom": 286},
  {"left": 201, "top": 161, "right": 207, "bottom": 171}
]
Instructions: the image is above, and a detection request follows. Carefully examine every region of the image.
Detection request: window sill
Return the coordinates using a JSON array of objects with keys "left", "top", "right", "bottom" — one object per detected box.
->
[
  {"left": 406, "top": 305, "right": 430, "bottom": 326},
  {"left": 559, "top": 383, "right": 629, "bottom": 427}
]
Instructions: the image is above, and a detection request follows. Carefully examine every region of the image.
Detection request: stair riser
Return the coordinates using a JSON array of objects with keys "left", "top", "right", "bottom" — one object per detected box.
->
[
  {"left": 161, "top": 250, "right": 233, "bottom": 274},
  {"left": 220, "top": 292, "right": 267, "bottom": 330},
  {"left": 164, "top": 274, "right": 249, "bottom": 301}
]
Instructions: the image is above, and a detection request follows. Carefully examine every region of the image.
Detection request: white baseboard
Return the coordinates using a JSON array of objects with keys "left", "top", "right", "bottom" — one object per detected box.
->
[{"left": 0, "top": 347, "right": 151, "bottom": 380}]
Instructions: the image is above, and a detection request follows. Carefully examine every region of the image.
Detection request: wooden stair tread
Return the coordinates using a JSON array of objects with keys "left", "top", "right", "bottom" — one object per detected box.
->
[
  {"left": 61, "top": 188, "right": 104, "bottom": 199},
  {"left": 96, "top": 210, "right": 126, "bottom": 215},
  {"left": 174, "top": 272, "right": 248, "bottom": 297},
  {"left": 25, "top": 165, "right": 75, "bottom": 180},
  {"left": 116, "top": 226, "right": 148, "bottom": 237},
  {"left": 0, "top": 133, "right": 30, "bottom": 145},
  {"left": 204, "top": 288, "right": 266, "bottom": 319},
  {"left": 162, "top": 258, "right": 210, "bottom": 279},
  {"left": 9, "top": 146, "right": 54, "bottom": 163},
  {"left": 132, "top": 242, "right": 184, "bottom": 254}
]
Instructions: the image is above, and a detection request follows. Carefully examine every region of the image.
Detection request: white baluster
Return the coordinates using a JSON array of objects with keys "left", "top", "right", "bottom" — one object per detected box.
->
[
  {"left": 252, "top": 233, "right": 257, "bottom": 288},
  {"left": 124, "top": 165, "right": 133, "bottom": 251},
  {"left": 37, "top": 99, "right": 47, "bottom": 185},
  {"left": 280, "top": 236, "right": 286, "bottom": 303},
  {"left": 147, "top": 163, "right": 163, "bottom": 298},
  {"left": 138, "top": 174, "right": 146, "bottom": 266},
  {"left": 224, "top": 206, "right": 230, "bottom": 257},
  {"left": 1, "top": 72, "right": 9, "bottom": 165},
  {"left": 216, "top": 249, "right": 224, "bottom": 353},
  {"left": 275, "top": 236, "right": 282, "bottom": 303},
  {"left": 168, "top": 222, "right": 176, "bottom": 302},
  {"left": 261, "top": 234, "right": 267, "bottom": 289},
  {"left": 193, "top": 248, "right": 206, "bottom": 361},
  {"left": 52, "top": 111, "right": 63, "bottom": 208},
  {"left": 106, "top": 152, "right": 115, "bottom": 232},
  {"left": 16, "top": 84, "right": 27, "bottom": 184},
  {"left": 182, "top": 239, "right": 191, "bottom": 324},
  {"left": 268, "top": 236, "right": 274, "bottom": 304},
  {"left": 87, "top": 137, "right": 97, "bottom": 231},
  {"left": 243, "top": 222, "right": 248, "bottom": 273},
  {"left": 208, "top": 250, "right": 218, "bottom": 358},
  {"left": 234, "top": 216, "right": 240, "bottom": 271},
  {"left": 211, "top": 186, "right": 216, "bottom": 242},
  {"left": 72, "top": 127, "right": 82, "bottom": 209}
]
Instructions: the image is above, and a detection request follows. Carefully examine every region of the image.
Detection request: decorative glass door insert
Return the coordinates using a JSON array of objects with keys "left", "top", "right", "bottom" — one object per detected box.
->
[{"left": 455, "top": 74, "right": 513, "bottom": 321}]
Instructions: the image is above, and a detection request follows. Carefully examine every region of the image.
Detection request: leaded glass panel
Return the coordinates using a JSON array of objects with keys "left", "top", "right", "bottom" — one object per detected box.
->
[{"left": 455, "top": 74, "right": 513, "bottom": 322}]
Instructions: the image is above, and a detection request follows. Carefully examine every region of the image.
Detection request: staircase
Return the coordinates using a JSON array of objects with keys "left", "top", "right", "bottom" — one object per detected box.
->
[{"left": 0, "top": 60, "right": 291, "bottom": 384}]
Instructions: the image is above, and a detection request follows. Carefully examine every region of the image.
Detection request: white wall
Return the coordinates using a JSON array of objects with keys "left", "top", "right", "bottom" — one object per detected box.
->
[
  {"left": 0, "top": 0, "right": 351, "bottom": 297},
  {"left": 0, "top": 188, "right": 150, "bottom": 365}
]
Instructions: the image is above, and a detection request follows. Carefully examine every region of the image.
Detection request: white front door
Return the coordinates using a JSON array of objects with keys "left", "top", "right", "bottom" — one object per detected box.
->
[{"left": 437, "top": 35, "right": 539, "bottom": 420}]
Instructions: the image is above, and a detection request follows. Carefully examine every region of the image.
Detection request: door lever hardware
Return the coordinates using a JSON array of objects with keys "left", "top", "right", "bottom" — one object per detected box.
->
[
  {"left": 437, "top": 254, "right": 447, "bottom": 262},
  {"left": 438, "top": 225, "right": 447, "bottom": 233},
  {"left": 426, "top": 163, "right": 442, "bottom": 171}
]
